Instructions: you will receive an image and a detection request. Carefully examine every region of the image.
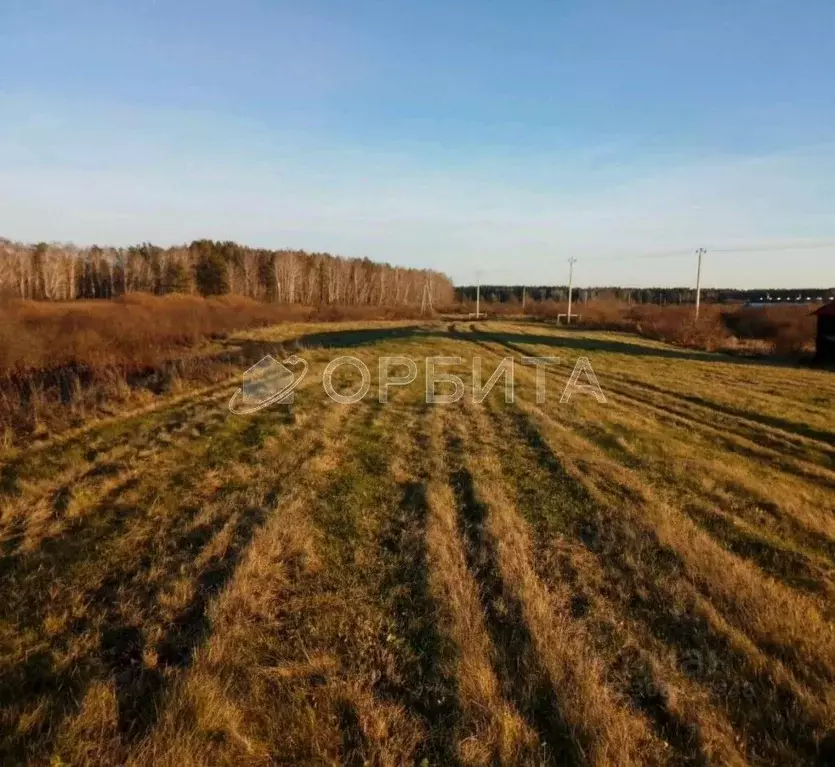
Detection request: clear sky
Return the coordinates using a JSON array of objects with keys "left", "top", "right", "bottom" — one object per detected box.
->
[{"left": 1, "top": 0, "right": 834, "bottom": 288}]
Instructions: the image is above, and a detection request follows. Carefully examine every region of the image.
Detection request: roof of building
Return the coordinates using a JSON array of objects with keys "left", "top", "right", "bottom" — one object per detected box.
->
[{"left": 814, "top": 301, "right": 835, "bottom": 317}]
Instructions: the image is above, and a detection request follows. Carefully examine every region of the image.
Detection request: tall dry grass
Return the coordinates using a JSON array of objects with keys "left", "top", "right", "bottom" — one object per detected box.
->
[
  {"left": 0, "top": 293, "right": 424, "bottom": 377},
  {"left": 0, "top": 294, "right": 425, "bottom": 441}
]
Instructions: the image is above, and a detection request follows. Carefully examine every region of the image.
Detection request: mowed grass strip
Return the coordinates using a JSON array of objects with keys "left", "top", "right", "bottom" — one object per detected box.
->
[
  {"left": 449, "top": 399, "right": 668, "bottom": 766},
  {"left": 2, "top": 346, "right": 379, "bottom": 763},
  {"left": 468, "top": 325, "right": 835, "bottom": 624},
  {"left": 125, "top": 403, "right": 355, "bottom": 766},
  {"left": 431, "top": 325, "right": 833, "bottom": 763},
  {"left": 485, "top": 392, "right": 833, "bottom": 763},
  {"left": 0, "top": 381, "right": 236, "bottom": 550},
  {"left": 132, "top": 377, "right": 461, "bottom": 765},
  {"left": 482, "top": 396, "right": 749, "bottom": 765},
  {"left": 524, "top": 397, "right": 835, "bottom": 691},
  {"left": 491, "top": 347, "right": 835, "bottom": 603},
  {"left": 423, "top": 405, "right": 540, "bottom": 765}
]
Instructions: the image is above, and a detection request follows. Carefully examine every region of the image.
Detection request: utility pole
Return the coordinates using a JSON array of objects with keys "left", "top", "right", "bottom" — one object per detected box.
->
[
  {"left": 420, "top": 274, "right": 433, "bottom": 317},
  {"left": 567, "top": 257, "right": 577, "bottom": 325},
  {"left": 475, "top": 273, "right": 481, "bottom": 320},
  {"left": 522, "top": 285, "right": 526, "bottom": 310},
  {"left": 695, "top": 248, "right": 706, "bottom": 318}
]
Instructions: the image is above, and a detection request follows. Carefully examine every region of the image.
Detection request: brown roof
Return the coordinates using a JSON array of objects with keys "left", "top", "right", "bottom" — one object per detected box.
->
[{"left": 814, "top": 301, "right": 835, "bottom": 317}]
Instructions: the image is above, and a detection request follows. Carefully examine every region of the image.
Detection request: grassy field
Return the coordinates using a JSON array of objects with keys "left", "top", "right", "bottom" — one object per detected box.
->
[{"left": 1, "top": 319, "right": 834, "bottom": 765}]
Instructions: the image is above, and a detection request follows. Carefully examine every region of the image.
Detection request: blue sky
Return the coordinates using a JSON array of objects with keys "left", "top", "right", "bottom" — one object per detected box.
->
[{"left": 1, "top": 0, "right": 834, "bottom": 288}]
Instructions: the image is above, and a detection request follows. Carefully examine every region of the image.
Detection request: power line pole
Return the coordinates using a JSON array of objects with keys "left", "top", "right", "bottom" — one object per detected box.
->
[
  {"left": 695, "top": 248, "right": 706, "bottom": 318},
  {"left": 567, "top": 257, "right": 577, "bottom": 325},
  {"left": 420, "top": 274, "right": 433, "bottom": 316},
  {"left": 475, "top": 272, "right": 481, "bottom": 320}
]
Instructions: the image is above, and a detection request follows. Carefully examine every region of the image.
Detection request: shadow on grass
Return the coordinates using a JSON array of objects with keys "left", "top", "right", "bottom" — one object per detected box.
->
[
  {"left": 280, "top": 321, "right": 750, "bottom": 363},
  {"left": 109, "top": 503, "right": 269, "bottom": 742},
  {"left": 0, "top": 499, "right": 271, "bottom": 761},
  {"left": 492, "top": 402, "right": 828, "bottom": 764},
  {"left": 217, "top": 325, "right": 425, "bottom": 368},
  {"left": 337, "top": 698, "right": 371, "bottom": 767},
  {"left": 0, "top": 410, "right": 293, "bottom": 759},
  {"left": 445, "top": 431, "right": 579, "bottom": 765},
  {"left": 377, "top": 477, "right": 463, "bottom": 765},
  {"left": 467, "top": 325, "right": 835, "bottom": 447}
]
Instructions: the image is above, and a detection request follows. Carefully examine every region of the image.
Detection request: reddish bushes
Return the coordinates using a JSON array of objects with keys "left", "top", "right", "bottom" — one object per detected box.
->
[
  {"left": 722, "top": 305, "right": 817, "bottom": 355},
  {"left": 1, "top": 294, "right": 290, "bottom": 377},
  {"left": 0, "top": 294, "right": 431, "bottom": 379},
  {"left": 519, "top": 299, "right": 817, "bottom": 356},
  {"left": 0, "top": 294, "right": 434, "bottom": 441}
]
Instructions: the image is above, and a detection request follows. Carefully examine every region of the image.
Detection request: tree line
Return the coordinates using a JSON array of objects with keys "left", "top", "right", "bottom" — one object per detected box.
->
[
  {"left": 0, "top": 238, "right": 454, "bottom": 306},
  {"left": 456, "top": 285, "right": 834, "bottom": 305}
]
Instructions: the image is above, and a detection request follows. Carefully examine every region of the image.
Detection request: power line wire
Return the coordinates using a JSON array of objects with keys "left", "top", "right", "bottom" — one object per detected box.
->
[
  {"left": 461, "top": 240, "right": 835, "bottom": 284},
  {"left": 585, "top": 240, "right": 835, "bottom": 263},
  {"left": 711, "top": 241, "right": 835, "bottom": 253}
]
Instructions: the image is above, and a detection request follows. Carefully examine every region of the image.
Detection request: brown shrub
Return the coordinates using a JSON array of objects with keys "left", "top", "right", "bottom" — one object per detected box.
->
[
  {"left": 0, "top": 295, "right": 431, "bottom": 441},
  {"left": 523, "top": 299, "right": 567, "bottom": 320},
  {"left": 723, "top": 305, "right": 817, "bottom": 356},
  {"left": 0, "top": 295, "right": 431, "bottom": 379},
  {"left": 517, "top": 299, "right": 817, "bottom": 357}
]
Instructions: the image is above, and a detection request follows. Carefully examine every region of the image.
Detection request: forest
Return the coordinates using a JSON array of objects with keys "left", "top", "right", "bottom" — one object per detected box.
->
[{"left": 0, "top": 238, "right": 455, "bottom": 307}]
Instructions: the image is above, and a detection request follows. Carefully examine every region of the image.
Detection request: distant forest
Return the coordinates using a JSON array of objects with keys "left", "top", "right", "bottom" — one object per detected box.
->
[
  {"left": 456, "top": 285, "right": 835, "bottom": 305},
  {"left": 1, "top": 238, "right": 829, "bottom": 309},
  {"left": 0, "top": 238, "right": 455, "bottom": 306}
]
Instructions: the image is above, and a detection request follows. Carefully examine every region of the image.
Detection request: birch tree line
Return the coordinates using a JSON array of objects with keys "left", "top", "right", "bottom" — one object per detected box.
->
[{"left": 0, "top": 238, "right": 454, "bottom": 306}]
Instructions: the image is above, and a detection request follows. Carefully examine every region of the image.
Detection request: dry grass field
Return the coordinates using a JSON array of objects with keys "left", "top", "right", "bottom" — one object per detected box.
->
[{"left": 1, "top": 319, "right": 834, "bottom": 765}]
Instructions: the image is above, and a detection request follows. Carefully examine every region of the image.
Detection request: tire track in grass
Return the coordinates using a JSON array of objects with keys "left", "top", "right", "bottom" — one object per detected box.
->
[
  {"left": 0, "top": 404, "right": 232, "bottom": 555},
  {"left": 447, "top": 438, "right": 575, "bottom": 764},
  {"left": 581, "top": 361, "right": 835, "bottom": 463},
  {"left": 532, "top": 401, "right": 835, "bottom": 692},
  {"left": 127, "top": 413, "right": 348, "bottom": 765},
  {"left": 675, "top": 500, "right": 835, "bottom": 606},
  {"left": 311, "top": 391, "right": 463, "bottom": 765},
  {"left": 468, "top": 319, "right": 835, "bottom": 485},
  {"left": 598, "top": 376, "right": 835, "bottom": 488},
  {"left": 549, "top": 407, "right": 835, "bottom": 600},
  {"left": 568, "top": 412, "right": 835, "bottom": 580},
  {"left": 603, "top": 370, "right": 835, "bottom": 452},
  {"left": 491, "top": 319, "right": 835, "bottom": 448},
  {"left": 496, "top": 397, "right": 834, "bottom": 764},
  {"left": 0, "top": 377, "right": 239, "bottom": 509}
]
